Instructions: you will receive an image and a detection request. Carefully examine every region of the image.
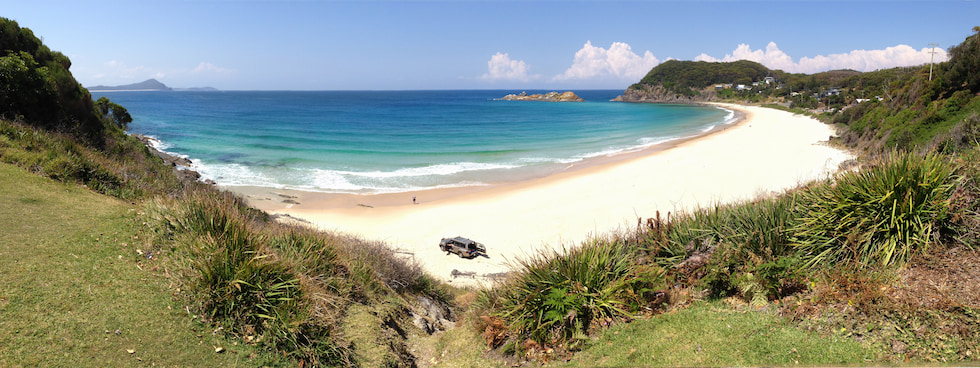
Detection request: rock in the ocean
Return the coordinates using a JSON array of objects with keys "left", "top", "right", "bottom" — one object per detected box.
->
[{"left": 500, "top": 91, "right": 584, "bottom": 102}]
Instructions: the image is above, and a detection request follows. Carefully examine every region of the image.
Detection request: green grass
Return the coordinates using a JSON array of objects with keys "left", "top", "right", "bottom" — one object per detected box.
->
[
  {"left": 559, "top": 300, "right": 877, "bottom": 367},
  {"left": 0, "top": 162, "right": 286, "bottom": 366},
  {"left": 0, "top": 118, "right": 184, "bottom": 200}
]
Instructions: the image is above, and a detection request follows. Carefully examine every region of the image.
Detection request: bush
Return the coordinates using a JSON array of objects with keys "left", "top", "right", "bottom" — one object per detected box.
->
[
  {"left": 793, "top": 151, "right": 960, "bottom": 268},
  {"left": 486, "top": 240, "right": 666, "bottom": 347},
  {"left": 640, "top": 195, "right": 803, "bottom": 302},
  {"left": 146, "top": 188, "right": 355, "bottom": 366}
]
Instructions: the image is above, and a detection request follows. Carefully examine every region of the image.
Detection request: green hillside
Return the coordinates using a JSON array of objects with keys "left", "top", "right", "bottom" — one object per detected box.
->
[
  {"left": 632, "top": 59, "right": 773, "bottom": 97},
  {"left": 0, "top": 162, "right": 292, "bottom": 366},
  {"left": 623, "top": 27, "right": 980, "bottom": 156}
]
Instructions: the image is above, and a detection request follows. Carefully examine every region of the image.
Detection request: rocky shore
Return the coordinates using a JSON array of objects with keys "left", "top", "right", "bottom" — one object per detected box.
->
[
  {"left": 133, "top": 134, "right": 207, "bottom": 183},
  {"left": 612, "top": 84, "right": 718, "bottom": 104},
  {"left": 500, "top": 91, "right": 584, "bottom": 102}
]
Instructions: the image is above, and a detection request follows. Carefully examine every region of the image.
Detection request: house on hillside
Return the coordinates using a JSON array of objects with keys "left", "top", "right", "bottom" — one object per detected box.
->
[
  {"left": 822, "top": 88, "right": 842, "bottom": 97},
  {"left": 764, "top": 76, "right": 776, "bottom": 84}
]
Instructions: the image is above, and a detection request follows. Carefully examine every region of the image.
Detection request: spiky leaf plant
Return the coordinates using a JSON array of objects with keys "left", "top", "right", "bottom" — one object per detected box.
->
[
  {"left": 794, "top": 151, "right": 960, "bottom": 268},
  {"left": 491, "top": 240, "right": 666, "bottom": 346}
]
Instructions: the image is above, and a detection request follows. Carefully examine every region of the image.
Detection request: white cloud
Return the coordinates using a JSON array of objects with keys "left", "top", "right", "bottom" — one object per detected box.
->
[
  {"left": 694, "top": 42, "right": 948, "bottom": 73},
  {"left": 554, "top": 41, "right": 660, "bottom": 82},
  {"left": 481, "top": 52, "right": 535, "bottom": 82},
  {"left": 95, "top": 60, "right": 164, "bottom": 82},
  {"left": 192, "top": 62, "right": 233, "bottom": 74}
]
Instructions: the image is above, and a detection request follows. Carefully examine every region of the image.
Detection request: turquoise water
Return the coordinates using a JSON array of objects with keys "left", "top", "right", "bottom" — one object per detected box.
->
[{"left": 95, "top": 90, "right": 732, "bottom": 193}]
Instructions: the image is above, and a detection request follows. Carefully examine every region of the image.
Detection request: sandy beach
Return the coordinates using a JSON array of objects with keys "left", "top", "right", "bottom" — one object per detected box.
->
[{"left": 225, "top": 104, "right": 852, "bottom": 287}]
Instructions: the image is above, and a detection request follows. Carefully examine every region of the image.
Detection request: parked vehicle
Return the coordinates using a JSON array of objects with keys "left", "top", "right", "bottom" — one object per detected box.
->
[{"left": 439, "top": 236, "right": 486, "bottom": 258}]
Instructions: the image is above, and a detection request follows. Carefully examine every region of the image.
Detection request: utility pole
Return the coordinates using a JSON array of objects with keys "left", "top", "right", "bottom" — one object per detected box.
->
[{"left": 928, "top": 43, "right": 939, "bottom": 81}]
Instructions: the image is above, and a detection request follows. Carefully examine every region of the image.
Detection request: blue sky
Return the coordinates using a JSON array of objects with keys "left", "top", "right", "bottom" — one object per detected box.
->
[{"left": 5, "top": 0, "right": 978, "bottom": 90}]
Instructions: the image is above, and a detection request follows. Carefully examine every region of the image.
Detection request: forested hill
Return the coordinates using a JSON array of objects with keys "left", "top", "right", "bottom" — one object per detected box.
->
[
  {"left": 617, "top": 59, "right": 862, "bottom": 104},
  {"left": 619, "top": 59, "right": 773, "bottom": 102},
  {"left": 619, "top": 26, "right": 980, "bottom": 155}
]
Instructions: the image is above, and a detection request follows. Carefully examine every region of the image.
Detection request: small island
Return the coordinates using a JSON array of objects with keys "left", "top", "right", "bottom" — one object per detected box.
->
[
  {"left": 500, "top": 91, "right": 585, "bottom": 102},
  {"left": 87, "top": 78, "right": 218, "bottom": 92}
]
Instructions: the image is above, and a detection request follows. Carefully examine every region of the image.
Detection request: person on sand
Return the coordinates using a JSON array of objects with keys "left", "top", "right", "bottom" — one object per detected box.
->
[{"left": 412, "top": 196, "right": 416, "bottom": 204}]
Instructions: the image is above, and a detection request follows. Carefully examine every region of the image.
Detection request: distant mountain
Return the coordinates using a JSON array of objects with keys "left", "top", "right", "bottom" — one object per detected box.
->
[{"left": 87, "top": 79, "right": 173, "bottom": 91}]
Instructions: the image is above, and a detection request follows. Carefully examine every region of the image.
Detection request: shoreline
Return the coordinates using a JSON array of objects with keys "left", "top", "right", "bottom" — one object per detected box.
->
[
  {"left": 224, "top": 103, "right": 852, "bottom": 288},
  {"left": 227, "top": 105, "right": 746, "bottom": 212}
]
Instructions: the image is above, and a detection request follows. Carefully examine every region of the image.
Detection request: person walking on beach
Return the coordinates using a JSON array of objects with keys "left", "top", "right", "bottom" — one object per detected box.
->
[{"left": 413, "top": 196, "right": 416, "bottom": 204}]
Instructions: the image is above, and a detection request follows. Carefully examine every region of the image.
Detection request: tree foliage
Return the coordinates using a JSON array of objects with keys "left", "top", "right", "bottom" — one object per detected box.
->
[
  {"left": 825, "top": 26, "right": 980, "bottom": 152},
  {"left": 95, "top": 96, "right": 132, "bottom": 130},
  {"left": 0, "top": 17, "right": 105, "bottom": 145},
  {"left": 945, "top": 26, "right": 980, "bottom": 95},
  {"left": 632, "top": 60, "right": 772, "bottom": 96}
]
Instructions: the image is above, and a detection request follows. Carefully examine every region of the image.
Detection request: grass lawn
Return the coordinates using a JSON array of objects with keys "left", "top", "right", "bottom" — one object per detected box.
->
[
  {"left": 0, "top": 163, "right": 285, "bottom": 366},
  {"left": 559, "top": 300, "right": 878, "bottom": 367}
]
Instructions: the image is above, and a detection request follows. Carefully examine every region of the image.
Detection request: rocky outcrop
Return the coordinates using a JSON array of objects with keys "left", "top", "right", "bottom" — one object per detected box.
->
[
  {"left": 613, "top": 84, "right": 718, "bottom": 104},
  {"left": 133, "top": 134, "right": 205, "bottom": 184},
  {"left": 500, "top": 91, "right": 585, "bottom": 102},
  {"left": 410, "top": 295, "right": 456, "bottom": 334}
]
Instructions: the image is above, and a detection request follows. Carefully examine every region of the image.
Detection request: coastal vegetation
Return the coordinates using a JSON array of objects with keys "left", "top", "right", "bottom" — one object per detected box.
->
[
  {"left": 3, "top": 14, "right": 980, "bottom": 367},
  {"left": 468, "top": 26, "right": 980, "bottom": 365},
  {"left": 1, "top": 17, "right": 451, "bottom": 367},
  {"left": 624, "top": 27, "right": 980, "bottom": 156}
]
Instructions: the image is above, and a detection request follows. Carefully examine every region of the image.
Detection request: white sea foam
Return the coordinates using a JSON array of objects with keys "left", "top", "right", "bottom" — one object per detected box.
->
[
  {"left": 334, "top": 162, "right": 519, "bottom": 179},
  {"left": 716, "top": 106, "right": 737, "bottom": 124},
  {"left": 192, "top": 162, "right": 283, "bottom": 188},
  {"left": 518, "top": 156, "right": 584, "bottom": 165},
  {"left": 300, "top": 168, "right": 491, "bottom": 193},
  {"left": 570, "top": 136, "right": 683, "bottom": 160},
  {"left": 183, "top": 157, "right": 511, "bottom": 193},
  {"left": 139, "top": 134, "right": 175, "bottom": 153},
  {"left": 309, "top": 169, "right": 374, "bottom": 192}
]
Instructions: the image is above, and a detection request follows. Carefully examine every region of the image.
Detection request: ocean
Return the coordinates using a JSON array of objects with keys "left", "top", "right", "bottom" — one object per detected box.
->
[{"left": 94, "top": 90, "right": 733, "bottom": 194}]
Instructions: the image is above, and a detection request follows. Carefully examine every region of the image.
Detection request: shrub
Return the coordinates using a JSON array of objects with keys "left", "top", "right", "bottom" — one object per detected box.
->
[
  {"left": 488, "top": 240, "right": 667, "bottom": 347},
  {"left": 639, "top": 195, "right": 802, "bottom": 301},
  {"left": 145, "top": 188, "right": 355, "bottom": 366},
  {"left": 793, "top": 151, "right": 960, "bottom": 268}
]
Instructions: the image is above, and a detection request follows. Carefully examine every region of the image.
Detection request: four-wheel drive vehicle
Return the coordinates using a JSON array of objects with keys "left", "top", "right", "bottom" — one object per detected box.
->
[{"left": 439, "top": 236, "right": 487, "bottom": 258}]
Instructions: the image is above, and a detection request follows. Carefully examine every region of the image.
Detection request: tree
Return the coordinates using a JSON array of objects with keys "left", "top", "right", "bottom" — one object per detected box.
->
[
  {"left": 0, "top": 51, "right": 59, "bottom": 125},
  {"left": 946, "top": 26, "right": 980, "bottom": 94},
  {"left": 95, "top": 96, "right": 132, "bottom": 130}
]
